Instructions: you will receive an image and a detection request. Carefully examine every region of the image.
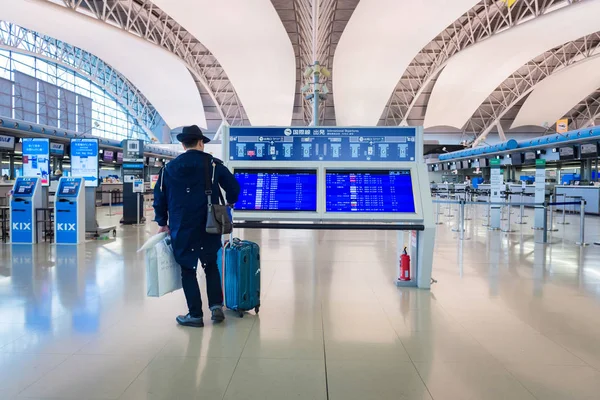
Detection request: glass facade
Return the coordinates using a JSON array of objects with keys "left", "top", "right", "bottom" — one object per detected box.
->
[{"left": 0, "top": 25, "right": 156, "bottom": 142}]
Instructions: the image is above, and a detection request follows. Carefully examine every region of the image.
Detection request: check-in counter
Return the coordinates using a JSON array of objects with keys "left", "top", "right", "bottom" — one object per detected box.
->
[
  {"left": 97, "top": 183, "right": 123, "bottom": 205},
  {"left": 554, "top": 185, "right": 600, "bottom": 214}
]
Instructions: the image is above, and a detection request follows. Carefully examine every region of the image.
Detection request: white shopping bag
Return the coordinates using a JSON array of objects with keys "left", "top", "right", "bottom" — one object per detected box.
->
[{"left": 138, "top": 232, "right": 182, "bottom": 297}]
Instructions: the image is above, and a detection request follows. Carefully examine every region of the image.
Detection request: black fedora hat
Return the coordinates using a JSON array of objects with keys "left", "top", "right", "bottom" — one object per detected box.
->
[{"left": 176, "top": 125, "right": 211, "bottom": 143}]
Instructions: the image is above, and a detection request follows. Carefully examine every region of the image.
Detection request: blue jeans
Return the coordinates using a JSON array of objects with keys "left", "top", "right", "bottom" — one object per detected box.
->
[{"left": 181, "top": 252, "right": 223, "bottom": 318}]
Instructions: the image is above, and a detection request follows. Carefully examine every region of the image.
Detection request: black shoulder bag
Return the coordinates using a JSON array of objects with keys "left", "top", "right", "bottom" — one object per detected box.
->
[{"left": 204, "top": 157, "right": 233, "bottom": 235}]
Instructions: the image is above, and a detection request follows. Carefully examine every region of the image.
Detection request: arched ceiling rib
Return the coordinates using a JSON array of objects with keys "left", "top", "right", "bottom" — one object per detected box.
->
[
  {"left": 424, "top": 0, "right": 600, "bottom": 130},
  {"left": 511, "top": 55, "right": 600, "bottom": 129},
  {"left": 2, "top": 0, "right": 207, "bottom": 130},
  {"left": 151, "top": 0, "right": 295, "bottom": 127},
  {"left": 333, "top": 0, "right": 479, "bottom": 126},
  {"left": 466, "top": 31, "right": 600, "bottom": 146},
  {"left": 52, "top": 0, "right": 248, "bottom": 130},
  {"left": 381, "top": 0, "right": 580, "bottom": 127}
]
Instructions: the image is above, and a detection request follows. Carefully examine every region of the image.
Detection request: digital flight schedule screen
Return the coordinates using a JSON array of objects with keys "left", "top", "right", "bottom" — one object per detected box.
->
[
  {"left": 234, "top": 169, "right": 317, "bottom": 212},
  {"left": 326, "top": 170, "right": 416, "bottom": 213}
]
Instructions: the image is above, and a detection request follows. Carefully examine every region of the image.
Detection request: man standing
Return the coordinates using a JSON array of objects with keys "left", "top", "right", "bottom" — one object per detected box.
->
[{"left": 153, "top": 125, "right": 240, "bottom": 327}]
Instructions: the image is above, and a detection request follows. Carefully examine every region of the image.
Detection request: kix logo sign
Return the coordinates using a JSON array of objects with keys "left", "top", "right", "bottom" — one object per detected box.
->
[
  {"left": 57, "top": 223, "right": 76, "bottom": 231},
  {"left": 12, "top": 222, "right": 31, "bottom": 231}
]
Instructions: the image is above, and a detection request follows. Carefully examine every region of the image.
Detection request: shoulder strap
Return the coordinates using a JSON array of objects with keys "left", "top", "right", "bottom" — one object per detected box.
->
[{"left": 204, "top": 156, "right": 213, "bottom": 206}]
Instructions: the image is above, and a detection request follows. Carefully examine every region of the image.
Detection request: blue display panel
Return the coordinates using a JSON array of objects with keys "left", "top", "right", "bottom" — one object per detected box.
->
[
  {"left": 14, "top": 178, "right": 36, "bottom": 196},
  {"left": 326, "top": 170, "right": 416, "bottom": 213},
  {"left": 57, "top": 178, "right": 82, "bottom": 197},
  {"left": 228, "top": 127, "right": 416, "bottom": 162},
  {"left": 234, "top": 169, "right": 317, "bottom": 211}
]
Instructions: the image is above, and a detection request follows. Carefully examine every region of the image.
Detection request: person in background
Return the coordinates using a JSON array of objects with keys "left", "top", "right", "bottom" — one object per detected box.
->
[
  {"left": 465, "top": 175, "right": 471, "bottom": 186},
  {"left": 153, "top": 125, "right": 240, "bottom": 328},
  {"left": 1, "top": 174, "right": 9, "bottom": 182}
]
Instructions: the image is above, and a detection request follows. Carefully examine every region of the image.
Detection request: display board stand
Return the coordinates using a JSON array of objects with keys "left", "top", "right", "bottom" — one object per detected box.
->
[{"left": 222, "top": 126, "right": 435, "bottom": 289}]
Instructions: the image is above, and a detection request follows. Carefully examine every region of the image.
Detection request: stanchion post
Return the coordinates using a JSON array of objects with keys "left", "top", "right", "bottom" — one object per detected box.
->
[
  {"left": 435, "top": 200, "right": 442, "bottom": 225},
  {"left": 576, "top": 199, "right": 588, "bottom": 246},
  {"left": 108, "top": 191, "right": 113, "bottom": 217},
  {"left": 136, "top": 192, "right": 140, "bottom": 225},
  {"left": 548, "top": 194, "right": 557, "bottom": 232},
  {"left": 483, "top": 201, "right": 491, "bottom": 227},
  {"left": 459, "top": 200, "right": 468, "bottom": 240},
  {"left": 542, "top": 201, "right": 548, "bottom": 244},
  {"left": 517, "top": 192, "right": 526, "bottom": 225},
  {"left": 558, "top": 194, "right": 569, "bottom": 225}
]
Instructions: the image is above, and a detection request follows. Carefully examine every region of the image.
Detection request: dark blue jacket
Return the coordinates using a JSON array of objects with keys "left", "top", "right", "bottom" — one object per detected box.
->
[{"left": 153, "top": 150, "right": 240, "bottom": 267}]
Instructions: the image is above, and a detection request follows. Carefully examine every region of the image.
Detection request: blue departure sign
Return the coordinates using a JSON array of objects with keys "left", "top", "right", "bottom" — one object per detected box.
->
[
  {"left": 325, "top": 170, "right": 416, "bottom": 213},
  {"left": 70, "top": 139, "right": 99, "bottom": 187},
  {"left": 228, "top": 127, "right": 416, "bottom": 162},
  {"left": 234, "top": 169, "right": 317, "bottom": 211}
]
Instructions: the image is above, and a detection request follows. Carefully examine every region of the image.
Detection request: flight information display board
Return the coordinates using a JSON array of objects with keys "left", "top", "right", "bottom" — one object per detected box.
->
[
  {"left": 325, "top": 170, "right": 416, "bottom": 213},
  {"left": 234, "top": 169, "right": 317, "bottom": 212},
  {"left": 228, "top": 127, "right": 416, "bottom": 162}
]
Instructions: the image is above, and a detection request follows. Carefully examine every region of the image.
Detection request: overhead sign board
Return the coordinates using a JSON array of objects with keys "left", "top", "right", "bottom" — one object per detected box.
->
[
  {"left": 0, "top": 134, "right": 15, "bottom": 150},
  {"left": 556, "top": 118, "right": 569, "bottom": 134},
  {"left": 22, "top": 138, "right": 50, "bottom": 186},
  {"left": 227, "top": 126, "right": 417, "bottom": 162},
  {"left": 122, "top": 139, "right": 144, "bottom": 162},
  {"left": 50, "top": 142, "right": 65, "bottom": 156},
  {"left": 70, "top": 138, "right": 99, "bottom": 187}
]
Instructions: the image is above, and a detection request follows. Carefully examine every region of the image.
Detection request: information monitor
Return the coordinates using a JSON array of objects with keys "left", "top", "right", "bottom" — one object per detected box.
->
[
  {"left": 14, "top": 179, "right": 36, "bottom": 195},
  {"left": 234, "top": 168, "right": 317, "bottom": 212},
  {"left": 57, "top": 179, "right": 82, "bottom": 197},
  {"left": 325, "top": 169, "right": 416, "bottom": 213}
]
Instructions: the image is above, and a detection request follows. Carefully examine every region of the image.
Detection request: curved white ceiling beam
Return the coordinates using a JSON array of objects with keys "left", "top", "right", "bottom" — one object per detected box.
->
[
  {"left": 425, "top": 0, "right": 600, "bottom": 130},
  {"left": 511, "top": 56, "right": 600, "bottom": 129},
  {"left": 332, "top": 0, "right": 479, "bottom": 126},
  {"left": 151, "top": 0, "right": 296, "bottom": 126},
  {"left": 0, "top": 0, "right": 206, "bottom": 130}
]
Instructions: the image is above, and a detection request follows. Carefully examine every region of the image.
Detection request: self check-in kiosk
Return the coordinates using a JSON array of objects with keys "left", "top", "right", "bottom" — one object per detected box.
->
[
  {"left": 10, "top": 177, "right": 42, "bottom": 243},
  {"left": 55, "top": 177, "right": 85, "bottom": 244}
]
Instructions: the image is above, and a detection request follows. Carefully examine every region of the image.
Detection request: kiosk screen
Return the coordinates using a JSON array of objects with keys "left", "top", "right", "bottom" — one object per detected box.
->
[
  {"left": 58, "top": 180, "right": 81, "bottom": 197},
  {"left": 14, "top": 179, "right": 35, "bottom": 195},
  {"left": 325, "top": 170, "right": 416, "bottom": 213},
  {"left": 234, "top": 169, "right": 317, "bottom": 211}
]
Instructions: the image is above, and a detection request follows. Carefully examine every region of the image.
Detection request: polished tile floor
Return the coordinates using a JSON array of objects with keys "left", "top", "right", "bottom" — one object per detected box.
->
[{"left": 2, "top": 204, "right": 600, "bottom": 399}]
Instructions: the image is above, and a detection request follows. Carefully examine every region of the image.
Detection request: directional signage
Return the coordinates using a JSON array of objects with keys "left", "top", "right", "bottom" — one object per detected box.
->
[
  {"left": 22, "top": 138, "right": 50, "bottom": 186},
  {"left": 228, "top": 126, "right": 417, "bottom": 162},
  {"left": 70, "top": 138, "right": 99, "bottom": 187}
]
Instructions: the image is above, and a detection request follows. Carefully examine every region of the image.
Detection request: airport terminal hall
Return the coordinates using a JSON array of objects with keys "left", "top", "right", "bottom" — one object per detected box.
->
[{"left": 5, "top": 1, "right": 600, "bottom": 399}]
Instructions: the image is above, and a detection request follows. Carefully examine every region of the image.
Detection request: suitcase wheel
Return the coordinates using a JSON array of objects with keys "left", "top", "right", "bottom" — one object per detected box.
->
[
  {"left": 238, "top": 311, "right": 244, "bottom": 318},
  {"left": 254, "top": 306, "right": 260, "bottom": 314}
]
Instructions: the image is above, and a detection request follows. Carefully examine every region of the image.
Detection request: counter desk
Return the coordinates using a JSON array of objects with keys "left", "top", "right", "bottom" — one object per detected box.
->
[
  {"left": 554, "top": 185, "right": 600, "bottom": 214},
  {"left": 98, "top": 183, "right": 123, "bottom": 205}
]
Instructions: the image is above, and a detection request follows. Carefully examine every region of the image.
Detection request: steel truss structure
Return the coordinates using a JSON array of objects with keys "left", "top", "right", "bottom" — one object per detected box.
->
[
  {"left": 0, "top": 21, "right": 157, "bottom": 140},
  {"left": 53, "top": 0, "right": 248, "bottom": 130},
  {"left": 272, "top": 0, "right": 358, "bottom": 126},
  {"left": 564, "top": 89, "right": 600, "bottom": 130},
  {"left": 380, "top": 0, "right": 581, "bottom": 127},
  {"left": 468, "top": 31, "right": 600, "bottom": 146}
]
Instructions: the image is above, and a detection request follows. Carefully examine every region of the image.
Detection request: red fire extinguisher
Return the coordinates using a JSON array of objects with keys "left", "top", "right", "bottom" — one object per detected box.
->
[{"left": 399, "top": 247, "right": 411, "bottom": 281}]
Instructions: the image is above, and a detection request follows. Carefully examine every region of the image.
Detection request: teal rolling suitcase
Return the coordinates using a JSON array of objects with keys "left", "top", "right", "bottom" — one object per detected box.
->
[{"left": 217, "top": 238, "right": 261, "bottom": 317}]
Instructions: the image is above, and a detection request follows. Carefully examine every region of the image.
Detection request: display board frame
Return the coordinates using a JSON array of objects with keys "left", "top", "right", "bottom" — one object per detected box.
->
[
  {"left": 70, "top": 138, "right": 99, "bottom": 188},
  {"left": 22, "top": 138, "right": 50, "bottom": 187},
  {"left": 224, "top": 126, "right": 426, "bottom": 222}
]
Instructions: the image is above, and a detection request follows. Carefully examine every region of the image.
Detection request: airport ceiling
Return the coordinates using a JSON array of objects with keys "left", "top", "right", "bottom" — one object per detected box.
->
[{"left": 6, "top": 0, "right": 600, "bottom": 145}]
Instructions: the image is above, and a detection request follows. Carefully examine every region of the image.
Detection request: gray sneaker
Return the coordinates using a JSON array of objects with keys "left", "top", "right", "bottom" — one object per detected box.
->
[{"left": 211, "top": 307, "right": 225, "bottom": 323}]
